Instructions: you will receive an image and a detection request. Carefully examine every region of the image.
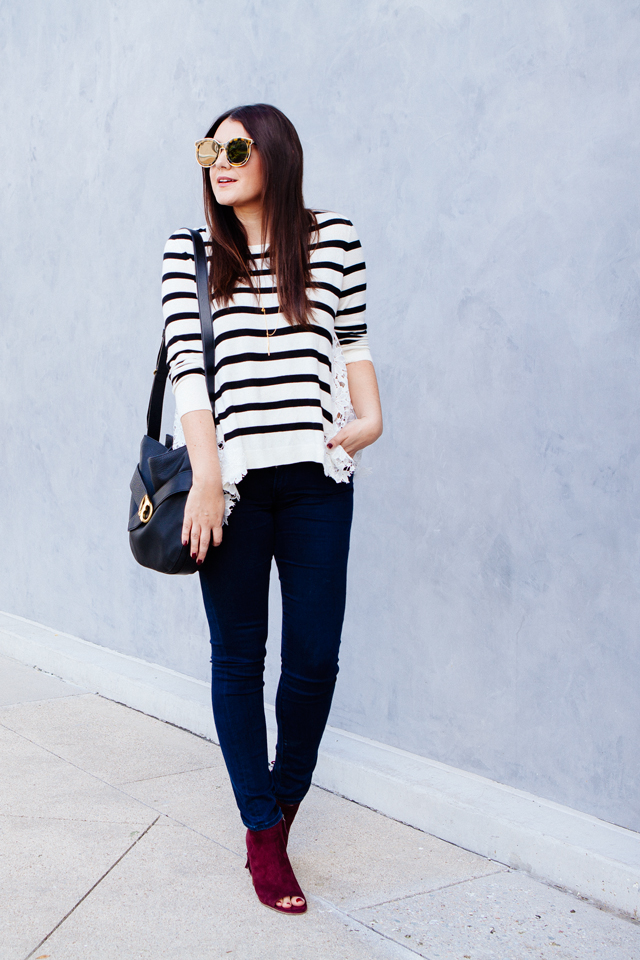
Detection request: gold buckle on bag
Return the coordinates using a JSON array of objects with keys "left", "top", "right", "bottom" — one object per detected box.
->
[{"left": 138, "top": 494, "right": 153, "bottom": 523}]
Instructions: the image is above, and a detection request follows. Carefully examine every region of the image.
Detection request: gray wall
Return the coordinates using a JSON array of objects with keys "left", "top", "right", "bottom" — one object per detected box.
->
[{"left": 2, "top": 0, "right": 639, "bottom": 831}]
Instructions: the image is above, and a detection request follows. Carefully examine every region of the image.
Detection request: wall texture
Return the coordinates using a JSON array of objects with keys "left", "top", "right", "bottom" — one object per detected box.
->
[{"left": 1, "top": 0, "right": 639, "bottom": 831}]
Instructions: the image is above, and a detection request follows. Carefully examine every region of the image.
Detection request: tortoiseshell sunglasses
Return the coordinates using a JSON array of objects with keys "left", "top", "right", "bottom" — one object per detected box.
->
[{"left": 195, "top": 137, "right": 255, "bottom": 167}]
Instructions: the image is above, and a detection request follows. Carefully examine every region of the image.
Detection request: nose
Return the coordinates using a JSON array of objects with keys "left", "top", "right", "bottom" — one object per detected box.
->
[{"left": 213, "top": 146, "right": 231, "bottom": 169}]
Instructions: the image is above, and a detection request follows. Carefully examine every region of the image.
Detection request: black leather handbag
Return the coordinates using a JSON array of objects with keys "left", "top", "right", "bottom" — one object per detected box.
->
[{"left": 128, "top": 229, "right": 215, "bottom": 575}]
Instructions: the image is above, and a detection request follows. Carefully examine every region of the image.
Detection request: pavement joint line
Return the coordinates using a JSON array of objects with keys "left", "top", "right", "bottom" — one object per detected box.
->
[
  {"left": 312, "top": 894, "right": 433, "bottom": 960},
  {"left": 116, "top": 764, "right": 223, "bottom": 786},
  {"left": 0, "top": 692, "right": 92, "bottom": 710},
  {"left": 525, "top": 877, "right": 640, "bottom": 928},
  {"left": 310, "top": 790, "right": 509, "bottom": 864},
  {"left": 351, "top": 865, "right": 510, "bottom": 911},
  {"left": 356, "top": 868, "right": 640, "bottom": 931},
  {"left": 97, "top": 693, "right": 216, "bottom": 742},
  {"left": 22, "top": 815, "right": 161, "bottom": 960},
  {"left": 125, "top": 806, "right": 245, "bottom": 859},
  {"left": 0, "top": 812, "right": 153, "bottom": 825},
  {"left": 0, "top": 718, "right": 244, "bottom": 860}
]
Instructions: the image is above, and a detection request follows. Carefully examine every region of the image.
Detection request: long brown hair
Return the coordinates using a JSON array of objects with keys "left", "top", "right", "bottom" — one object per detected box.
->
[{"left": 202, "top": 103, "right": 317, "bottom": 326}]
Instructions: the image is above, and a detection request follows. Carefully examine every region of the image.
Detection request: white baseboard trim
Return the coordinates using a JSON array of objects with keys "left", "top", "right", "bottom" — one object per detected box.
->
[{"left": 1, "top": 610, "right": 638, "bottom": 919}]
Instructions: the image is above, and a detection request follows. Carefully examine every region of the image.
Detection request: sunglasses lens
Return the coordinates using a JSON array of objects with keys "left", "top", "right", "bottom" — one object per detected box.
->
[
  {"left": 196, "top": 141, "right": 218, "bottom": 166},
  {"left": 226, "top": 138, "right": 250, "bottom": 165}
]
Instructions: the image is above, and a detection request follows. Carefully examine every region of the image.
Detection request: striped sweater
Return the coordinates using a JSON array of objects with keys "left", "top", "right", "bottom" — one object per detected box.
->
[{"left": 162, "top": 212, "right": 372, "bottom": 482}]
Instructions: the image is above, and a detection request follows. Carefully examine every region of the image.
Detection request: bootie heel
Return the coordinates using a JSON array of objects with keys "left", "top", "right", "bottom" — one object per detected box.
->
[{"left": 245, "top": 818, "right": 307, "bottom": 914}]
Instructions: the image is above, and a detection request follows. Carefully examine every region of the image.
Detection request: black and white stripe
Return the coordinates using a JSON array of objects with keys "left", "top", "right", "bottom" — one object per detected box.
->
[{"left": 162, "top": 212, "right": 371, "bottom": 471}]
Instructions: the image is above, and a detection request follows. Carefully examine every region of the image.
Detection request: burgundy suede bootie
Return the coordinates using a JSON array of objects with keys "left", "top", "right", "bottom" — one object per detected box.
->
[
  {"left": 277, "top": 800, "right": 301, "bottom": 841},
  {"left": 245, "top": 818, "right": 307, "bottom": 914}
]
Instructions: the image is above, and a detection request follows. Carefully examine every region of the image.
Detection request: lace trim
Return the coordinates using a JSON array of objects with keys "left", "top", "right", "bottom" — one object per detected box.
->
[
  {"left": 323, "top": 332, "right": 360, "bottom": 482},
  {"left": 172, "top": 333, "right": 358, "bottom": 520}
]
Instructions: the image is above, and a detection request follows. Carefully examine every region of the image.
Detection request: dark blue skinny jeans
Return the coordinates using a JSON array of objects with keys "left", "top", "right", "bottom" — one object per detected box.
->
[{"left": 198, "top": 461, "right": 354, "bottom": 831}]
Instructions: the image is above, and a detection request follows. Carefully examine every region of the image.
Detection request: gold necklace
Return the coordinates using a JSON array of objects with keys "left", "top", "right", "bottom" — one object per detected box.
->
[
  {"left": 262, "top": 306, "right": 278, "bottom": 355},
  {"left": 255, "top": 259, "right": 278, "bottom": 355}
]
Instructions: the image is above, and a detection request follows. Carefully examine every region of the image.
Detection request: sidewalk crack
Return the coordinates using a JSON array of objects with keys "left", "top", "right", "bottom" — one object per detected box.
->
[
  {"left": 313, "top": 895, "right": 433, "bottom": 959},
  {"left": 0, "top": 812, "right": 152, "bottom": 825},
  {"left": 22, "top": 815, "right": 160, "bottom": 960},
  {"left": 354, "top": 865, "right": 508, "bottom": 910},
  {"left": 117, "top": 764, "right": 219, "bottom": 786},
  {"left": 0, "top": 692, "right": 90, "bottom": 709}
]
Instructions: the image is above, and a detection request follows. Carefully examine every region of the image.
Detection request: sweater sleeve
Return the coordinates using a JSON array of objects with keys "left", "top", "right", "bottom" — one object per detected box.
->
[
  {"left": 162, "top": 229, "right": 211, "bottom": 419},
  {"left": 334, "top": 222, "right": 372, "bottom": 364}
]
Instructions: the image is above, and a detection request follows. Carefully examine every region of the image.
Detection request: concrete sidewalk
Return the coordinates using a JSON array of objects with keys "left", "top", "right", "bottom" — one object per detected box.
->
[{"left": 0, "top": 654, "right": 637, "bottom": 960}]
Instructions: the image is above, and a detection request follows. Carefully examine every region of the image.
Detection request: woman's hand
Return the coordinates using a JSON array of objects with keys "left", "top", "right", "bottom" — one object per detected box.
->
[
  {"left": 327, "top": 416, "right": 382, "bottom": 458},
  {"left": 327, "top": 359, "right": 383, "bottom": 458},
  {"left": 182, "top": 480, "right": 226, "bottom": 564},
  {"left": 180, "top": 409, "right": 226, "bottom": 564}
]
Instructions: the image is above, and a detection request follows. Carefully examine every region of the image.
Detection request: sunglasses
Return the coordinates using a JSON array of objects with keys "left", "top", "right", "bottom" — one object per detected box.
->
[{"left": 195, "top": 137, "right": 255, "bottom": 167}]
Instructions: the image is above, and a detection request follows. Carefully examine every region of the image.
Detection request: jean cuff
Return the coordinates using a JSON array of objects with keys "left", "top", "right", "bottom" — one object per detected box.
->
[{"left": 241, "top": 811, "right": 283, "bottom": 832}]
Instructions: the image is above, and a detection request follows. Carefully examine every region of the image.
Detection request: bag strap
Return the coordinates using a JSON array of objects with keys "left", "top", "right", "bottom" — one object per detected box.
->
[{"left": 146, "top": 228, "right": 214, "bottom": 440}]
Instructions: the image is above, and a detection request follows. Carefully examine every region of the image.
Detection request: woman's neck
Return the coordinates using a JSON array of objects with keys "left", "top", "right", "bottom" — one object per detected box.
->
[{"left": 233, "top": 202, "right": 267, "bottom": 246}]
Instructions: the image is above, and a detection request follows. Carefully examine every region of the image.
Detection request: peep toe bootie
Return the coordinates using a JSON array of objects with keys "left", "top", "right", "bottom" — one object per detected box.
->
[
  {"left": 245, "top": 818, "right": 307, "bottom": 914},
  {"left": 243, "top": 801, "right": 300, "bottom": 866}
]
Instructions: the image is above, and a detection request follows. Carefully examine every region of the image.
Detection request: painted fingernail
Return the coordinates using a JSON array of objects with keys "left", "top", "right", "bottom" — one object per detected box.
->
[
  {"left": 327, "top": 443, "right": 333, "bottom": 449},
  {"left": 191, "top": 553, "right": 197, "bottom": 559},
  {"left": 196, "top": 559, "right": 203, "bottom": 566},
  {"left": 182, "top": 540, "right": 188, "bottom": 546}
]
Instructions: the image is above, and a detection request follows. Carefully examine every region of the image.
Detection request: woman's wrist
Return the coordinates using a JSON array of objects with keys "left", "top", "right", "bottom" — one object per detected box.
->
[
  {"left": 191, "top": 474, "right": 224, "bottom": 494},
  {"left": 357, "top": 414, "right": 383, "bottom": 442}
]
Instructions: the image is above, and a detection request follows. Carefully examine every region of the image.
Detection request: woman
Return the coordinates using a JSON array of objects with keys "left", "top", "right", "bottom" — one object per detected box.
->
[{"left": 162, "top": 104, "right": 383, "bottom": 914}]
